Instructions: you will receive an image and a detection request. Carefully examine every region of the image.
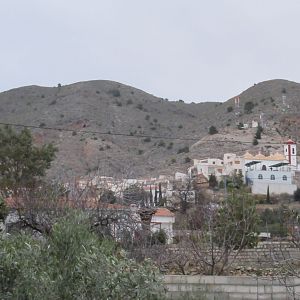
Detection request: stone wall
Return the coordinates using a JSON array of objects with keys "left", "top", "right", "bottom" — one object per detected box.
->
[{"left": 164, "top": 275, "right": 300, "bottom": 299}]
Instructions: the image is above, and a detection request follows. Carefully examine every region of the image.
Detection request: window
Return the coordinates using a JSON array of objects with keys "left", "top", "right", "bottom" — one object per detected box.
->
[
  {"left": 283, "top": 175, "right": 287, "bottom": 181},
  {"left": 292, "top": 148, "right": 295, "bottom": 154},
  {"left": 258, "top": 174, "right": 263, "bottom": 179},
  {"left": 262, "top": 165, "right": 267, "bottom": 171},
  {"left": 270, "top": 175, "right": 275, "bottom": 180}
]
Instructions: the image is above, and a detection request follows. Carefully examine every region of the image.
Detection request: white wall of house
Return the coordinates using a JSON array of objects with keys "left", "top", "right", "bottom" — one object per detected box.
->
[
  {"left": 151, "top": 215, "right": 175, "bottom": 244},
  {"left": 251, "top": 182, "right": 297, "bottom": 195}
]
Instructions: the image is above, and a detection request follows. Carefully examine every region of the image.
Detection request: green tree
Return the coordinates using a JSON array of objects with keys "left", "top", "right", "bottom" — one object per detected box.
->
[
  {"left": 101, "top": 189, "right": 117, "bottom": 204},
  {"left": 123, "top": 184, "right": 148, "bottom": 207},
  {"left": 0, "top": 213, "right": 165, "bottom": 299},
  {"left": 255, "top": 125, "right": 263, "bottom": 139},
  {"left": 244, "top": 101, "right": 254, "bottom": 114},
  {"left": 208, "top": 174, "right": 218, "bottom": 188},
  {"left": 0, "top": 126, "right": 57, "bottom": 194},
  {"left": 0, "top": 196, "right": 7, "bottom": 221},
  {"left": 266, "top": 186, "right": 271, "bottom": 204},
  {"left": 208, "top": 126, "right": 218, "bottom": 135},
  {"left": 294, "top": 188, "right": 300, "bottom": 202},
  {"left": 252, "top": 137, "right": 258, "bottom": 145}
]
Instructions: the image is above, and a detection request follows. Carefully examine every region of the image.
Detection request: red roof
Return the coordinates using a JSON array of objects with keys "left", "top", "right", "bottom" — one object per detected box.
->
[
  {"left": 154, "top": 208, "right": 174, "bottom": 217},
  {"left": 286, "top": 139, "right": 296, "bottom": 144}
]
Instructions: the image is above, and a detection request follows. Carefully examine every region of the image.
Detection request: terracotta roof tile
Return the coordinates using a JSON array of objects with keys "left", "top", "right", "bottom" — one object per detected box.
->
[{"left": 154, "top": 208, "right": 174, "bottom": 217}]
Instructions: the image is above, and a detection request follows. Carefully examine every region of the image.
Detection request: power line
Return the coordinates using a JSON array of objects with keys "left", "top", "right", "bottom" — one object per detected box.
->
[{"left": 0, "top": 121, "right": 297, "bottom": 145}]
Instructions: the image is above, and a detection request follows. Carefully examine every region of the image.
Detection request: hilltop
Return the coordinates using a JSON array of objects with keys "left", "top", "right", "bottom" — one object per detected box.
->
[{"left": 0, "top": 79, "right": 299, "bottom": 178}]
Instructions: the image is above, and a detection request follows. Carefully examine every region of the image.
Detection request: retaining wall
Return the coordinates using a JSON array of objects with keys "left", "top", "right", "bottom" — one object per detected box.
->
[{"left": 164, "top": 275, "right": 300, "bottom": 299}]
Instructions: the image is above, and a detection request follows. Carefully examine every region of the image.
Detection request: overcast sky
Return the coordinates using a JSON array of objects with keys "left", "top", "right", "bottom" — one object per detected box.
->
[{"left": 1, "top": 1, "right": 300, "bottom": 102}]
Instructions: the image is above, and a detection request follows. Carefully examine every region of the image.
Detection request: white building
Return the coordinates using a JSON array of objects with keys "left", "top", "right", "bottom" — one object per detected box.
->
[
  {"left": 244, "top": 149, "right": 297, "bottom": 195},
  {"left": 188, "top": 158, "right": 224, "bottom": 181},
  {"left": 150, "top": 208, "right": 175, "bottom": 244},
  {"left": 188, "top": 154, "right": 244, "bottom": 181}
]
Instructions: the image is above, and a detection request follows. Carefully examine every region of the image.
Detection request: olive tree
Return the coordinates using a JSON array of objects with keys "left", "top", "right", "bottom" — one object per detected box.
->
[{"left": 0, "top": 212, "right": 165, "bottom": 299}]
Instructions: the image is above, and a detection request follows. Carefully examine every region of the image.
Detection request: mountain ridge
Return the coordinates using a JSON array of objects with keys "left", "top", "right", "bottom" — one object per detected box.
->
[{"left": 0, "top": 79, "right": 299, "bottom": 179}]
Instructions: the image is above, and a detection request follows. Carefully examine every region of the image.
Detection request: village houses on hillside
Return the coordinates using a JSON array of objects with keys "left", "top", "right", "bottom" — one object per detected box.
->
[{"left": 187, "top": 139, "right": 298, "bottom": 196}]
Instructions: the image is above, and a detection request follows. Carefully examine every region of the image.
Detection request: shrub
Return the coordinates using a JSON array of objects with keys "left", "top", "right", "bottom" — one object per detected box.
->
[
  {"left": 143, "top": 137, "right": 151, "bottom": 142},
  {"left": 39, "top": 122, "right": 46, "bottom": 128},
  {"left": 49, "top": 99, "right": 57, "bottom": 105},
  {"left": 244, "top": 101, "right": 254, "bottom": 114},
  {"left": 178, "top": 124, "right": 183, "bottom": 129},
  {"left": 255, "top": 125, "right": 263, "bottom": 139},
  {"left": 227, "top": 106, "right": 233, "bottom": 113},
  {"left": 294, "top": 188, "right": 300, "bottom": 201},
  {"left": 108, "top": 88, "right": 120, "bottom": 97},
  {"left": 151, "top": 229, "right": 167, "bottom": 245},
  {"left": 167, "top": 142, "right": 173, "bottom": 150},
  {"left": 171, "top": 158, "right": 176, "bottom": 164},
  {"left": 72, "top": 131, "right": 77, "bottom": 136},
  {"left": 158, "top": 140, "right": 166, "bottom": 147},
  {"left": 138, "top": 149, "right": 144, "bottom": 155},
  {"left": 145, "top": 115, "right": 150, "bottom": 121},
  {"left": 253, "top": 138, "right": 258, "bottom": 145},
  {"left": 136, "top": 103, "right": 143, "bottom": 110},
  {"left": 208, "top": 126, "right": 218, "bottom": 135},
  {"left": 185, "top": 157, "right": 191, "bottom": 163},
  {"left": 208, "top": 174, "right": 218, "bottom": 188},
  {"left": 177, "top": 146, "right": 189, "bottom": 154},
  {"left": 126, "top": 99, "right": 133, "bottom": 105}
]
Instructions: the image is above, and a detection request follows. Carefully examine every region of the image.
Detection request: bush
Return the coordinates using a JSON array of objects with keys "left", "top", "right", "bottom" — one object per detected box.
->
[
  {"left": 208, "top": 126, "right": 218, "bottom": 135},
  {"left": 167, "top": 142, "right": 173, "bottom": 150},
  {"left": 138, "top": 149, "right": 144, "bottom": 155},
  {"left": 178, "top": 124, "right": 183, "bottom": 129},
  {"left": 244, "top": 101, "right": 254, "bottom": 114},
  {"left": 253, "top": 138, "right": 258, "bottom": 145},
  {"left": 143, "top": 137, "right": 151, "bottom": 142},
  {"left": 294, "top": 188, "right": 300, "bottom": 201},
  {"left": 136, "top": 103, "right": 143, "bottom": 110},
  {"left": 151, "top": 229, "right": 167, "bottom": 245},
  {"left": 108, "top": 88, "right": 120, "bottom": 97},
  {"left": 227, "top": 106, "right": 233, "bottom": 113},
  {"left": 126, "top": 99, "right": 133, "bottom": 105},
  {"left": 255, "top": 125, "right": 263, "bottom": 139},
  {"left": 185, "top": 157, "right": 191, "bottom": 163},
  {"left": 177, "top": 146, "right": 189, "bottom": 154},
  {"left": 158, "top": 140, "right": 166, "bottom": 147}
]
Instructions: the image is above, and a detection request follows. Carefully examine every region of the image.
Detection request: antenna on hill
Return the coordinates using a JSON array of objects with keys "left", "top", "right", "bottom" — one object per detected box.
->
[
  {"left": 234, "top": 96, "right": 240, "bottom": 110},
  {"left": 260, "top": 112, "right": 265, "bottom": 128}
]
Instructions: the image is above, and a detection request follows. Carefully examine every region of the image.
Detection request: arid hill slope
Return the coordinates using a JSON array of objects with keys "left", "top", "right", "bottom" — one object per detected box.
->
[{"left": 0, "top": 79, "right": 299, "bottom": 178}]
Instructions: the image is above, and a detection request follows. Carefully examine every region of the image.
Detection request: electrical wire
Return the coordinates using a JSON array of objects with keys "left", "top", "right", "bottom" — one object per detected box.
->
[{"left": 0, "top": 121, "right": 297, "bottom": 145}]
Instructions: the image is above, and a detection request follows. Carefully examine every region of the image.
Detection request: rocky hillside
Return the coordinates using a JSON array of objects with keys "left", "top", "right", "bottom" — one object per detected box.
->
[{"left": 0, "top": 79, "right": 299, "bottom": 178}]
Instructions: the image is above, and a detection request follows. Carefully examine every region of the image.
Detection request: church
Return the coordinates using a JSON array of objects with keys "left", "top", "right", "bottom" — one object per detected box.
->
[{"left": 244, "top": 139, "right": 298, "bottom": 195}]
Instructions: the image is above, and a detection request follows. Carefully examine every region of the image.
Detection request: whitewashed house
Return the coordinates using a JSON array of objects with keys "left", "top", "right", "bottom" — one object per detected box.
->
[
  {"left": 244, "top": 141, "right": 298, "bottom": 195},
  {"left": 188, "top": 154, "right": 244, "bottom": 182},
  {"left": 150, "top": 208, "right": 175, "bottom": 244}
]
